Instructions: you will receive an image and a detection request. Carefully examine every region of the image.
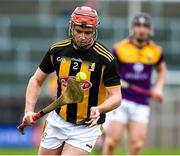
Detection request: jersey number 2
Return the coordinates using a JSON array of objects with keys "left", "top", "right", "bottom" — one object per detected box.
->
[{"left": 73, "top": 62, "right": 78, "bottom": 70}]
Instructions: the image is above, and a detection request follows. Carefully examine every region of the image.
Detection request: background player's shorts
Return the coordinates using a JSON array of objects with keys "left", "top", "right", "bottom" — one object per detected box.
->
[
  {"left": 40, "top": 111, "right": 102, "bottom": 153},
  {"left": 105, "top": 99, "right": 150, "bottom": 125}
]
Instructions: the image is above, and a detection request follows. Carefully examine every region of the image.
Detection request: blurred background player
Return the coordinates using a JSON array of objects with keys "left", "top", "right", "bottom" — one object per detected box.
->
[
  {"left": 22, "top": 6, "right": 121, "bottom": 155},
  {"left": 103, "top": 13, "right": 166, "bottom": 155}
]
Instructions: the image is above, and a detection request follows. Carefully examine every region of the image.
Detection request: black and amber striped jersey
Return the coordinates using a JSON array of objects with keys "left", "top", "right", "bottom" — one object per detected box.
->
[{"left": 39, "top": 39, "right": 120, "bottom": 125}]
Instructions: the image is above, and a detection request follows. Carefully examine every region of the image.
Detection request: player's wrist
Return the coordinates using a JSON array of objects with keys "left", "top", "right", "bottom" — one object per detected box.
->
[
  {"left": 152, "top": 86, "right": 163, "bottom": 95},
  {"left": 24, "top": 106, "right": 35, "bottom": 115},
  {"left": 24, "top": 111, "right": 35, "bottom": 116},
  {"left": 155, "top": 82, "right": 164, "bottom": 90},
  {"left": 96, "top": 105, "right": 103, "bottom": 114}
]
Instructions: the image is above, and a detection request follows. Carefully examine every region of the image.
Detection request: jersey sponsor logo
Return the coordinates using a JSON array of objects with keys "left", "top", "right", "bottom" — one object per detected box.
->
[
  {"left": 125, "top": 63, "right": 148, "bottom": 80},
  {"left": 60, "top": 76, "right": 92, "bottom": 90},
  {"left": 57, "top": 57, "right": 83, "bottom": 63},
  {"left": 71, "top": 58, "right": 82, "bottom": 63},
  {"left": 125, "top": 73, "right": 148, "bottom": 80},
  {"left": 57, "top": 57, "right": 66, "bottom": 63}
]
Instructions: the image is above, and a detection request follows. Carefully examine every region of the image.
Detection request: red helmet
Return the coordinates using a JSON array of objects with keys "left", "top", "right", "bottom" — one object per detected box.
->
[
  {"left": 71, "top": 6, "right": 99, "bottom": 28},
  {"left": 69, "top": 6, "right": 99, "bottom": 50}
]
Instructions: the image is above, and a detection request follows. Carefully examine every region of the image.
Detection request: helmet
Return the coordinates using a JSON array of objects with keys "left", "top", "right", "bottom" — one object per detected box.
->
[
  {"left": 130, "top": 12, "right": 153, "bottom": 36},
  {"left": 71, "top": 6, "right": 99, "bottom": 28},
  {"left": 69, "top": 6, "right": 99, "bottom": 50},
  {"left": 132, "top": 13, "right": 152, "bottom": 27}
]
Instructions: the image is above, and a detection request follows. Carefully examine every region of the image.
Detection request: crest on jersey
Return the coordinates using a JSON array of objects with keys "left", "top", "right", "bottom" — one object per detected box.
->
[
  {"left": 88, "top": 62, "right": 96, "bottom": 72},
  {"left": 60, "top": 76, "right": 92, "bottom": 90},
  {"left": 133, "top": 63, "right": 144, "bottom": 73}
]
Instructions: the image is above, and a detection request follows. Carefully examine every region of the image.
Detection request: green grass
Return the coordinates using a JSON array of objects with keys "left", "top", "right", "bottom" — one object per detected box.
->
[
  {"left": 0, "top": 148, "right": 37, "bottom": 155},
  {"left": 91, "top": 147, "right": 180, "bottom": 155},
  {"left": 0, "top": 147, "right": 180, "bottom": 155},
  {"left": 140, "top": 148, "right": 180, "bottom": 155}
]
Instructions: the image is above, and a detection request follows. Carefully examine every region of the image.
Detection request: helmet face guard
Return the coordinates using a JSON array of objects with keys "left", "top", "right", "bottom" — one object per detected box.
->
[{"left": 69, "top": 6, "right": 99, "bottom": 50}]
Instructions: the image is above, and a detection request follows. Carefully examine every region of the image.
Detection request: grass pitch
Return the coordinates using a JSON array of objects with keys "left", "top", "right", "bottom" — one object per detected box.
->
[{"left": 0, "top": 147, "right": 180, "bottom": 155}]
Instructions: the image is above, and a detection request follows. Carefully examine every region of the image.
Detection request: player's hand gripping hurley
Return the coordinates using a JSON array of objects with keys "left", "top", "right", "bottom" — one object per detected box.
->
[{"left": 18, "top": 78, "right": 84, "bottom": 135}]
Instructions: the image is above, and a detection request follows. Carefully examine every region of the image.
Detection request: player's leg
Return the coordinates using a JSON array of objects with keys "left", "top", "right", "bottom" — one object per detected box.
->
[
  {"left": 127, "top": 120, "right": 148, "bottom": 155},
  {"left": 93, "top": 133, "right": 105, "bottom": 151},
  {"left": 102, "top": 100, "right": 128, "bottom": 155},
  {"left": 127, "top": 103, "right": 150, "bottom": 155},
  {"left": 61, "top": 142, "right": 88, "bottom": 155},
  {"left": 38, "top": 112, "right": 68, "bottom": 155},
  {"left": 64, "top": 124, "right": 102, "bottom": 155},
  {"left": 103, "top": 120, "right": 126, "bottom": 155},
  {"left": 38, "top": 123, "right": 65, "bottom": 155},
  {"left": 38, "top": 145, "right": 63, "bottom": 155}
]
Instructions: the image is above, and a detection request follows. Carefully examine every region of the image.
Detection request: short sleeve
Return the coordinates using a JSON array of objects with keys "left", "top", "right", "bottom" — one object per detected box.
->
[
  {"left": 155, "top": 51, "right": 164, "bottom": 66},
  {"left": 39, "top": 49, "right": 54, "bottom": 74},
  {"left": 103, "top": 59, "right": 120, "bottom": 88}
]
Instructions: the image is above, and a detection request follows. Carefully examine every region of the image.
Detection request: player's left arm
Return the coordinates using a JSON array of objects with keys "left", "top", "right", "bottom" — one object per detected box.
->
[
  {"left": 86, "top": 59, "right": 121, "bottom": 127},
  {"left": 97, "top": 86, "right": 121, "bottom": 113},
  {"left": 86, "top": 86, "right": 121, "bottom": 127},
  {"left": 152, "top": 51, "right": 167, "bottom": 96}
]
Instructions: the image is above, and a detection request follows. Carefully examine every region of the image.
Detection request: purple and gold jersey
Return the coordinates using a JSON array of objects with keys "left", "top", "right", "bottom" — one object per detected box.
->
[{"left": 112, "top": 38, "right": 164, "bottom": 105}]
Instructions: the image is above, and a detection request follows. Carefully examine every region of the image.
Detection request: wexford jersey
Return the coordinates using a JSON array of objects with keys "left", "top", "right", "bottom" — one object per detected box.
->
[
  {"left": 39, "top": 39, "right": 120, "bottom": 125},
  {"left": 112, "top": 38, "right": 164, "bottom": 105}
]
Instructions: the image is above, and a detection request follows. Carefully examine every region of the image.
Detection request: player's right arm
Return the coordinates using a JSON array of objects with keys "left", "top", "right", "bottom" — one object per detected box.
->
[
  {"left": 23, "top": 44, "right": 55, "bottom": 124},
  {"left": 23, "top": 68, "right": 49, "bottom": 125}
]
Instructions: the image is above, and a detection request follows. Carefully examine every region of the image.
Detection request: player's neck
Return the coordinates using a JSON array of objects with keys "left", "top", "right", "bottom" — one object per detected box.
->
[{"left": 132, "top": 38, "right": 148, "bottom": 49}]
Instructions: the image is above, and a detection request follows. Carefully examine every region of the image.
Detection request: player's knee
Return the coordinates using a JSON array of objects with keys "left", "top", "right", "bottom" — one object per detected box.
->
[
  {"left": 104, "top": 136, "right": 118, "bottom": 149},
  {"left": 130, "top": 139, "right": 144, "bottom": 151}
]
